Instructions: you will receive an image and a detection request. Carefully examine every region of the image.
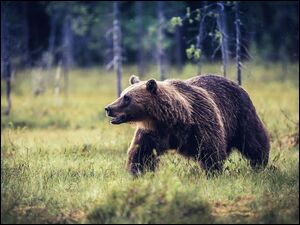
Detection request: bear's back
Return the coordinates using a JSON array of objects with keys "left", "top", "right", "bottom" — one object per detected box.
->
[{"left": 186, "top": 74, "right": 254, "bottom": 142}]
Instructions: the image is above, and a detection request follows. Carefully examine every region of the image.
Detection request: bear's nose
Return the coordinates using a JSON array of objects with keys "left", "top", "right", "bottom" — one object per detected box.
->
[{"left": 105, "top": 106, "right": 112, "bottom": 116}]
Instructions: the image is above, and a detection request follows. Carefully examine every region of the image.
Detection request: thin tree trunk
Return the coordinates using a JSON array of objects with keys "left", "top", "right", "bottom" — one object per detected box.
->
[
  {"left": 2, "top": 2, "right": 12, "bottom": 115},
  {"left": 217, "top": 1, "right": 229, "bottom": 77},
  {"left": 5, "top": 76, "right": 12, "bottom": 115},
  {"left": 62, "top": 14, "right": 74, "bottom": 96},
  {"left": 196, "top": 2, "right": 207, "bottom": 74},
  {"left": 135, "top": 1, "right": 144, "bottom": 77},
  {"left": 22, "top": 1, "right": 30, "bottom": 67},
  {"left": 175, "top": 26, "right": 182, "bottom": 72},
  {"left": 1, "top": 2, "right": 4, "bottom": 75},
  {"left": 65, "top": 18, "right": 74, "bottom": 68},
  {"left": 235, "top": 2, "right": 242, "bottom": 85},
  {"left": 54, "top": 60, "right": 62, "bottom": 104},
  {"left": 63, "top": 60, "right": 69, "bottom": 96},
  {"left": 113, "top": 1, "right": 122, "bottom": 97},
  {"left": 157, "top": 1, "right": 166, "bottom": 81},
  {"left": 47, "top": 13, "right": 58, "bottom": 70},
  {"left": 104, "top": 28, "right": 113, "bottom": 70}
]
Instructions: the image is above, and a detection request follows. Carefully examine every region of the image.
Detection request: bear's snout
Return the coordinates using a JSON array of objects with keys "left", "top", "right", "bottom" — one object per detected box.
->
[{"left": 104, "top": 106, "right": 112, "bottom": 116}]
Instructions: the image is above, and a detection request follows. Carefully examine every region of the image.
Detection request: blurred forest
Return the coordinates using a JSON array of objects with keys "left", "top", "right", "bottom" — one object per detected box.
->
[
  {"left": 1, "top": 1, "right": 299, "bottom": 107},
  {"left": 1, "top": 1, "right": 298, "bottom": 69}
]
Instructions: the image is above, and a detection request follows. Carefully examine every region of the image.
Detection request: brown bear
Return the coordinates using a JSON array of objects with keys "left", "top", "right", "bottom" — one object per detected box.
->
[{"left": 105, "top": 74, "right": 270, "bottom": 176}]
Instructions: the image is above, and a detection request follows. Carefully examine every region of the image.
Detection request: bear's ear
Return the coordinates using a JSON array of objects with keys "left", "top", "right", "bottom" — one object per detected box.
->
[
  {"left": 129, "top": 75, "right": 140, "bottom": 85},
  {"left": 146, "top": 79, "right": 157, "bottom": 94}
]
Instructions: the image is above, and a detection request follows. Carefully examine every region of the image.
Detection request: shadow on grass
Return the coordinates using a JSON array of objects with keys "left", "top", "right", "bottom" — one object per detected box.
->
[
  {"left": 88, "top": 160, "right": 299, "bottom": 224},
  {"left": 87, "top": 186, "right": 214, "bottom": 224}
]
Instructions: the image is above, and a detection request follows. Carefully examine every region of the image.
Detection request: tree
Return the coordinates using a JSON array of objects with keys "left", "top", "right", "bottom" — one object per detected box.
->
[
  {"left": 135, "top": 1, "right": 145, "bottom": 77},
  {"left": 195, "top": 2, "right": 207, "bottom": 74},
  {"left": 156, "top": 1, "right": 167, "bottom": 81},
  {"left": 113, "top": 1, "right": 122, "bottom": 97},
  {"left": 175, "top": 23, "right": 183, "bottom": 72},
  {"left": 216, "top": 1, "right": 229, "bottom": 78},
  {"left": 1, "top": 1, "right": 12, "bottom": 115},
  {"left": 21, "top": 1, "right": 30, "bottom": 67},
  {"left": 47, "top": 11, "right": 58, "bottom": 70},
  {"left": 235, "top": 2, "right": 241, "bottom": 85},
  {"left": 61, "top": 11, "right": 74, "bottom": 96}
]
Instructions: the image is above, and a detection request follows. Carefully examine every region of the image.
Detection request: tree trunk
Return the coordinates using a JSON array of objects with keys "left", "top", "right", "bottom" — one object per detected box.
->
[
  {"left": 22, "top": 1, "right": 30, "bottom": 67},
  {"left": 157, "top": 1, "right": 166, "bottom": 81},
  {"left": 217, "top": 1, "right": 229, "bottom": 78},
  {"left": 135, "top": 1, "right": 145, "bottom": 77},
  {"left": 1, "top": 2, "right": 4, "bottom": 75},
  {"left": 54, "top": 60, "right": 62, "bottom": 104},
  {"left": 62, "top": 58, "right": 69, "bottom": 96},
  {"left": 47, "top": 13, "right": 58, "bottom": 70},
  {"left": 1, "top": 2, "right": 12, "bottom": 115},
  {"left": 62, "top": 14, "right": 74, "bottom": 95},
  {"left": 235, "top": 2, "right": 242, "bottom": 85},
  {"left": 104, "top": 28, "right": 113, "bottom": 70},
  {"left": 175, "top": 26, "right": 183, "bottom": 72},
  {"left": 196, "top": 2, "right": 207, "bottom": 74},
  {"left": 113, "top": 1, "right": 122, "bottom": 97}
]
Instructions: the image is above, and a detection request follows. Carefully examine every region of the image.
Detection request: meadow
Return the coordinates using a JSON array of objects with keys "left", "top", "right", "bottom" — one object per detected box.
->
[{"left": 1, "top": 62, "right": 299, "bottom": 223}]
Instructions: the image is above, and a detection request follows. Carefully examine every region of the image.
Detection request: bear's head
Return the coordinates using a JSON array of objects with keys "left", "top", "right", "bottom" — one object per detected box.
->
[
  {"left": 105, "top": 75, "right": 159, "bottom": 125},
  {"left": 105, "top": 75, "right": 192, "bottom": 126}
]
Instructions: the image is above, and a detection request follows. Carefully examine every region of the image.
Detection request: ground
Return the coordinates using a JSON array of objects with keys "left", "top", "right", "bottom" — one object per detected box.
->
[{"left": 1, "top": 62, "right": 299, "bottom": 224}]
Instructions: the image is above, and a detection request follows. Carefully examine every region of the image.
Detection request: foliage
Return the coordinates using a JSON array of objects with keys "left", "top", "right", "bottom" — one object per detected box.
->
[
  {"left": 1, "top": 1, "right": 298, "bottom": 69},
  {"left": 186, "top": 44, "right": 202, "bottom": 60}
]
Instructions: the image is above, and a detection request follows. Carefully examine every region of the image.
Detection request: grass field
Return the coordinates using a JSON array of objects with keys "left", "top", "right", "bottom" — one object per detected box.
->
[{"left": 1, "top": 62, "right": 299, "bottom": 224}]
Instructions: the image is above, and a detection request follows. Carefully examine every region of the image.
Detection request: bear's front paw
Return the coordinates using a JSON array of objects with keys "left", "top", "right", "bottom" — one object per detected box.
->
[{"left": 127, "top": 162, "right": 144, "bottom": 177}]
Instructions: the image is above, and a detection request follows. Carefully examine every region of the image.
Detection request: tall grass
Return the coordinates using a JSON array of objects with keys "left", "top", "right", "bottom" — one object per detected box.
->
[{"left": 1, "top": 62, "right": 299, "bottom": 223}]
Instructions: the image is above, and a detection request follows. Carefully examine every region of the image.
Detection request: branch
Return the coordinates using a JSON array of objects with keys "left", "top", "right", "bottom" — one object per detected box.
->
[
  {"left": 105, "top": 59, "right": 114, "bottom": 71},
  {"left": 211, "top": 44, "right": 221, "bottom": 59}
]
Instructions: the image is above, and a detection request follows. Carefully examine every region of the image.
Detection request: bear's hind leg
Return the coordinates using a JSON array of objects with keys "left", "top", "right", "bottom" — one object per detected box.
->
[
  {"left": 236, "top": 122, "right": 270, "bottom": 169},
  {"left": 241, "top": 139, "right": 269, "bottom": 169},
  {"left": 198, "top": 150, "right": 226, "bottom": 176}
]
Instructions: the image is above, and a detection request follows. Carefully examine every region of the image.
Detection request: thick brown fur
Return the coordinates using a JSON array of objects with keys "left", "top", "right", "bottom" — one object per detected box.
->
[{"left": 105, "top": 74, "right": 270, "bottom": 176}]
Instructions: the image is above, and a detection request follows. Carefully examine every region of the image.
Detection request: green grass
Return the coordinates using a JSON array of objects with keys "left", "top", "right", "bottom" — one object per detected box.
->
[{"left": 1, "top": 62, "right": 299, "bottom": 224}]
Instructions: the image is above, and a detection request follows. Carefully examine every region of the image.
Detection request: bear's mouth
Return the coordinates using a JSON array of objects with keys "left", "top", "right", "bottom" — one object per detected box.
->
[{"left": 110, "top": 114, "right": 131, "bottom": 125}]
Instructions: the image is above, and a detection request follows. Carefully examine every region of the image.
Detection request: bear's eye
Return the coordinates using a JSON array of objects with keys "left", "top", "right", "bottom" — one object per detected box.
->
[{"left": 123, "top": 95, "right": 131, "bottom": 105}]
